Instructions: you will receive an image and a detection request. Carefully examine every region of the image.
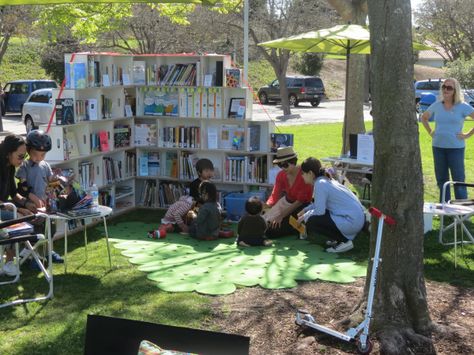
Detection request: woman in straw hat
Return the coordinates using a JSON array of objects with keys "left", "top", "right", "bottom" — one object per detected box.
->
[{"left": 263, "top": 146, "right": 313, "bottom": 238}]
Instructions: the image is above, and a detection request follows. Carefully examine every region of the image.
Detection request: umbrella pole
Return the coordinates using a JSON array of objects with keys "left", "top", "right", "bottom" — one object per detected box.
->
[{"left": 343, "top": 46, "right": 350, "bottom": 155}]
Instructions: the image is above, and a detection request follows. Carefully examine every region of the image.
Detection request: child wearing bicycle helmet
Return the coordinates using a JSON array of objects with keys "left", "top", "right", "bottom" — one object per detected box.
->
[
  {"left": 16, "top": 129, "right": 64, "bottom": 264},
  {"left": 16, "top": 129, "right": 53, "bottom": 210}
]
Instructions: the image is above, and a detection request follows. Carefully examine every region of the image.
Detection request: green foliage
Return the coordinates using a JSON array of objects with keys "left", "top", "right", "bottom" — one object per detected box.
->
[
  {"left": 445, "top": 58, "right": 474, "bottom": 88},
  {"left": 0, "top": 38, "right": 49, "bottom": 82},
  {"left": 291, "top": 53, "right": 324, "bottom": 76},
  {"left": 247, "top": 60, "right": 276, "bottom": 94}
]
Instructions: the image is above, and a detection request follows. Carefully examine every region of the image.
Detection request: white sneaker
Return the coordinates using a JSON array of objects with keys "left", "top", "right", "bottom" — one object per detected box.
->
[
  {"left": 2, "top": 261, "right": 20, "bottom": 277},
  {"left": 298, "top": 233, "right": 307, "bottom": 240},
  {"left": 326, "top": 240, "right": 354, "bottom": 253}
]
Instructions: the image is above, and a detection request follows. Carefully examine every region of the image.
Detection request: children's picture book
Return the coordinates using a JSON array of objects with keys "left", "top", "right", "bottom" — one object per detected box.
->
[
  {"left": 270, "top": 133, "right": 294, "bottom": 153},
  {"left": 133, "top": 61, "right": 146, "bottom": 85},
  {"left": 225, "top": 68, "right": 241, "bottom": 88},
  {"left": 228, "top": 98, "right": 246, "bottom": 119},
  {"left": 289, "top": 215, "right": 306, "bottom": 235},
  {"left": 73, "top": 63, "right": 87, "bottom": 89},
  {"left": 248, "top": 124, "right": 261, "bottom": 151},
  {"left": 55, "top": 98, "right": 75, "bottom": 125}
]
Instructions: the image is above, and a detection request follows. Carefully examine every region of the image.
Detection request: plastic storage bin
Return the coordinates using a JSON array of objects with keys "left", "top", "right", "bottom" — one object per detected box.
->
[{"left": 224, "top": 191, "right": 266, "bottom": 221}]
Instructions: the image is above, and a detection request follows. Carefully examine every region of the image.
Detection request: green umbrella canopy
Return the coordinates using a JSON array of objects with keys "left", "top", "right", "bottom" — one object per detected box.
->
[
  {"left": 259, "top": 24, "right": 431, "bottom": 54},
  {"left": 0, "top": 0, "right": 218, "bottom": 5}
]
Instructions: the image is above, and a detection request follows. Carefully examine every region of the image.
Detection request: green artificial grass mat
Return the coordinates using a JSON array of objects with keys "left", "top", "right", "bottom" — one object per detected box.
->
[{"left": 107, "top": 221, "right": 367, "bottom": 295}]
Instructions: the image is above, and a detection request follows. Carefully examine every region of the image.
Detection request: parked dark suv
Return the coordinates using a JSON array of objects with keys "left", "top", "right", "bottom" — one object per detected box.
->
[
  {"left": 1, "top": 80, "right": 58, "bottom": 115},
  {"left": 257, "top": 76, "right": 326, "bottom": 107}
]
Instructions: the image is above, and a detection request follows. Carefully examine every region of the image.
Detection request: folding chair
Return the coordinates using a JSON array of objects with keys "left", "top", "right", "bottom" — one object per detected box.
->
[
  {"left": 439, "top": 181, "right": 474, "bottom": 246},
  {"left": 0, "top": 203, "right": 53, "bottom": 308}
]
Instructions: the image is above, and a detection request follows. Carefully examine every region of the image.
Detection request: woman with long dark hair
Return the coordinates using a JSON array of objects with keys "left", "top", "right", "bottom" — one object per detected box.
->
[
  {"left": 297, "top": 157, "right": 365, "bottom": 253},
  {"left": 0, "top": 134, "right": 35, "bottom": 276}
]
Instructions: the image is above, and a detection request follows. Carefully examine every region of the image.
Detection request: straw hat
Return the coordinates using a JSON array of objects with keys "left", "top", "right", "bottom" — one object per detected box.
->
[{"left": 273, "top": 146, "right": 297, "bottom": 163}]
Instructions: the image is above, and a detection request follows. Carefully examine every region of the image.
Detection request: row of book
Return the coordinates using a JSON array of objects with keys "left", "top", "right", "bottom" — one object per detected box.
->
[
  {"left": 160, "top": 126, "right": 201, "bottom": 149},
  {"left": 91, "top": 130, "right": 110, "bottom": 153},
  {"left": 224, "top": 156, "right": 268, "bottom": 184},
  {"left": 138, "top": 152, "right": 160, "bottom": 177},
  {"left": 125, "top": 151, "right": 137, "bottom": 178},
  {"left": 79, "top": 161, "right": 95, "bottom": 190},
  {"left": 103, "top": 157, "right": 123, "bottom": 184},
  {"left": 56, "top": 95, "right": 113, "bottom": 125},
  {"left": 140, "top": 62, "right": 198, "bottom": 87}
]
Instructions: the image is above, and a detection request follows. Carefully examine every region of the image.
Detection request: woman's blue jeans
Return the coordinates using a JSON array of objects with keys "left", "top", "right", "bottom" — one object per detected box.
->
[{"left": 432, "top": 146, "right": 467, "bottom": 202}]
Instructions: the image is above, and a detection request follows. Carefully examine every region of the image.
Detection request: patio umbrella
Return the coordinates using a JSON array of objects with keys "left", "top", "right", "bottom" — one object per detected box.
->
[{"left": 259, "top": 24, "right": 431, "bottom": 153}]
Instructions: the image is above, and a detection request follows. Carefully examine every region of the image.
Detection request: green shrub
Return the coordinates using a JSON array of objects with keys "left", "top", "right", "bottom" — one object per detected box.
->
[
  {"left": 446, "top": 58, "right": 474, "bottom": 88},
  {"left": 0, "top": 38, "right": 50, "bottom": 82}
]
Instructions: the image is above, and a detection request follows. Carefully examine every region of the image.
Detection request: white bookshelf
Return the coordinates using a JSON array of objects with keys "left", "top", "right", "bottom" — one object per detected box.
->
[{"left": 42, "top": 52, "right": 274, "bottom": 216}]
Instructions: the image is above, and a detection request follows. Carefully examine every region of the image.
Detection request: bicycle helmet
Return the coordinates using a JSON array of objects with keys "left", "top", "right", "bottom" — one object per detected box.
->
[{"left": 26, "top": 129, "right": 52, "bottom": 152}]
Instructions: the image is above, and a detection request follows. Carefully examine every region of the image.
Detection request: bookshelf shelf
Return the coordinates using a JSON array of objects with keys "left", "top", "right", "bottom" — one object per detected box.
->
[{"left": 45, "top": 51, "right": 273, "bottom": 218}]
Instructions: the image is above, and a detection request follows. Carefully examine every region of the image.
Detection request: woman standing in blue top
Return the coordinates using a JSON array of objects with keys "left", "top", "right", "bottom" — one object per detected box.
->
[{"left": 421, "top": 78, "right": 474, "bottom": 202}]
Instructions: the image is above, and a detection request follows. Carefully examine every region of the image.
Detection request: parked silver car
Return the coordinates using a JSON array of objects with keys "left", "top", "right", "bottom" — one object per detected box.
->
[{"left": 21, "top": 88, "right": 54, "bottom": 133}]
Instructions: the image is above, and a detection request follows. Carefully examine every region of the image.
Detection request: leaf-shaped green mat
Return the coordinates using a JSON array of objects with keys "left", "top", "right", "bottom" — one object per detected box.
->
[{"left": 107, "top": 221, "right": 367, "bottom": 295}]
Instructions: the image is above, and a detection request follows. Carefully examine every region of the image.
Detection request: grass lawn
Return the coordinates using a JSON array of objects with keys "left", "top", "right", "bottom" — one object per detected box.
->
[{"left": 1, "top": 121, "right": 473, "bottom": 355}]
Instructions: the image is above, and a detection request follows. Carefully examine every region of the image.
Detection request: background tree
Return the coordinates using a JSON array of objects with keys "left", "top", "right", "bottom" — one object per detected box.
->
[
  {"left": 225, "top": 0, "right": 337, "bottom": 116},
  {"left": 292, "top": 53, "right": 324, "bottom": 76},
  {"left": 446, "top": 57, "right": 474, "bottom": 88},
  {"left": 367, "top": 0, "right": 434, "bottom": 352},
  {"left": 327, "top": 0, "right": 368, "bottom": 151},
  {"left": 415, "top": 0, "right": 474, "bottom": 61}
]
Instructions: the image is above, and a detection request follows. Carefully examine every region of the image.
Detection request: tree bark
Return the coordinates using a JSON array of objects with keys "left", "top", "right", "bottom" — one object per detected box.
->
[{"left": 367, "top": 0, "right": 434, "bottom": 353}]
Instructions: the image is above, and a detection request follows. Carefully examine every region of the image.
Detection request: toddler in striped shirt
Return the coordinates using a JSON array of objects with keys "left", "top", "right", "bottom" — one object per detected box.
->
[{"left": 161, "top": 195, "right": 195, "bottom": 234}]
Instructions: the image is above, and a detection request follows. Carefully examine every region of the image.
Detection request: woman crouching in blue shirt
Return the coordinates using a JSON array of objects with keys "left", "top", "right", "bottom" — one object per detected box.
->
[
  {"left": 421, "top": 77, "right": 474, "bottom": 202},
  {"left": 297, "top": 157, "right": 365, "bottom": 253}
]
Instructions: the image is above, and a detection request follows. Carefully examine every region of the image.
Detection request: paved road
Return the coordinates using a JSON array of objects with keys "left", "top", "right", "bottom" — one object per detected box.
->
[{"left": 0, "top": 100, "right": 372, "bottom": 137}]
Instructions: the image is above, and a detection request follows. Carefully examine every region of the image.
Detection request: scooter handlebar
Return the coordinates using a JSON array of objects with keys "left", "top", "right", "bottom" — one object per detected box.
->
[{"left": 368, "top": 207, "right": 396, "bottom": 225}]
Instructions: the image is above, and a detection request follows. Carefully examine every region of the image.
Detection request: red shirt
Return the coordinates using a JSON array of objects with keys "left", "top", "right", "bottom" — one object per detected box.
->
[{"left": 266, "top": 167, "right": 313, "bottom": 206}]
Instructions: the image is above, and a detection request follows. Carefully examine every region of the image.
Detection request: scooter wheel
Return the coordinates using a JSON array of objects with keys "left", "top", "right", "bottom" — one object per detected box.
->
[{"left": 357, "top": 339, "right": 373, "bottom": 354}]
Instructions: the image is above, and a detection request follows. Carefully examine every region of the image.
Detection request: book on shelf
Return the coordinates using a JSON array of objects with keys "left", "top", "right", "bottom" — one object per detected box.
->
[
  {"left": 220, "top": 125, "right": 244, "bottom": 150},
  {"left": 204, "top": 74, "right": 213, "bottom": 87},
  {"left": 228, "top": 98, "right": 246, "bottom": 119},
  {"left": 207, "top": 126, "right": 219, "bottom": 149},
  {"left": 87, "top": 99, "right": 98, "bottom": 120},
  {"left": 114, "top": 125, "right": 131, "bottom": 148},
  {"left": 134, "top": 123, "right": 157, "bottom": 146},
  {"left": 143, "top": 88, "right": 179, "bottom": 116},
  {"left": 99, "top": 130, "right": 110, "bottom": 152},
  {"left": 270, "top": 133, "right": 294, "bottom": 153},
  {"left": 64, "top": 130, "right": 79, "bottom": 159},
  {"left": 65, "top": 62, "right": 87, "bottom": 89},
  {"left": 164, "top": 152, "right": 178, "bottom": 178},
  {"left": 139, "top": 153, "right": 148, "bottom": 176},
  {"left": 79, "top": 161, "right": 94, "bottom": 189},
  {"left": 132, "top": 61, "right": 146, "bottom": 85},
  {"left": 248, "top": 124, "right": 261, "bottom": 152},
  {"left": 147, "top": 152, "right": 160, "bottom": 176},
  {"left": 125, "top": 151, "right": 136, "bottom": 178},
  {"left": 225, "top": 68, "right": 241, "bottom": 88},
  {"left": 103, "top": 157, "right": 122, "bottom": 184},
  {"left": 55, "top": 98, "right": 75, "bottom": 125}
]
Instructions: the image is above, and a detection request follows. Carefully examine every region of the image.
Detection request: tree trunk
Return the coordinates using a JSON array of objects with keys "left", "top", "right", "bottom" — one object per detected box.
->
[
  {"left": 367, "top": 0, "right": 434, "bottom": 353},
  {"left": 327, "top": 0, "right": 367, "bottom": 151}
]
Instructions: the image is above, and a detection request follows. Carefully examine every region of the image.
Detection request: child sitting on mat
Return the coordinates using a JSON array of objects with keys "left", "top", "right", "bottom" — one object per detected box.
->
[
  {"left": 189, "top": 158, "right": 214, "bottom": 205},
  {"left": 237, "top": 196, "right": 272, "bottom": 247},
  {"left": 189, "top": 181, "right": 220, "bottom": 241},
  {"left": 160, "top": 195, "right": 195, "bottom": 234}
]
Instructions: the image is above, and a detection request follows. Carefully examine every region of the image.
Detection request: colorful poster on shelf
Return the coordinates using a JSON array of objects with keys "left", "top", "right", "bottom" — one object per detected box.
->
[{"left": 225, "top": 68, "right": 241, "bottom": 87}]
